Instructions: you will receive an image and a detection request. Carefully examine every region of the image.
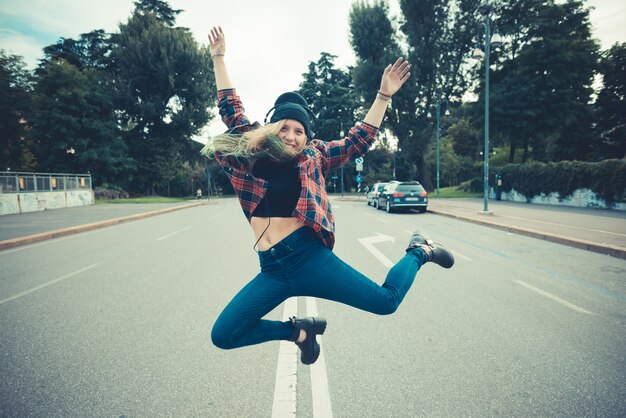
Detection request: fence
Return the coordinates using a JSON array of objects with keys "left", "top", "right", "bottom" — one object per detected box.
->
[{"left": 0, "top": 172, "right": 92, "bottom": 194}]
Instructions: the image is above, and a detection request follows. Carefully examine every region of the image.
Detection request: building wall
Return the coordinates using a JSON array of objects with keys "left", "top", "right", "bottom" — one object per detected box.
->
[
  {"left": 497, "top": 188, "right": 626, "bottom": 211},
  {"left": 0, "top": 190, "right": 94, "bottom": 215}
]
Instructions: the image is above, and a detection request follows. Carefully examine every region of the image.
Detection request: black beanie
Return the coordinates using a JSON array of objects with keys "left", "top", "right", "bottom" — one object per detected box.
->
[{"left": 268, "top": 92, "right": 314, "bottom": 139}]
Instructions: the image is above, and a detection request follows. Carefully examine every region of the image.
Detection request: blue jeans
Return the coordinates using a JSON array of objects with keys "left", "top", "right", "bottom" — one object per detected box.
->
[{"left": 211, "top": 227, "right": 427, "bottom": 349}]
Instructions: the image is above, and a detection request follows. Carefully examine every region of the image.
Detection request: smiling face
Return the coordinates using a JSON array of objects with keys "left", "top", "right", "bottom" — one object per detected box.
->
[{"left": 278, "top": 119, "right": 307, "bottom": 152}]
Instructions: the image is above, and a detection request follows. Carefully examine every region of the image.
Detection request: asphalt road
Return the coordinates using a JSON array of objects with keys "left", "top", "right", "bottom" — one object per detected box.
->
[
  {"left": 1, "top": 199, "right": 624, "bottom": 417},
  {"left": 0, "top": 202, "right": 200, "bottom": 241}
]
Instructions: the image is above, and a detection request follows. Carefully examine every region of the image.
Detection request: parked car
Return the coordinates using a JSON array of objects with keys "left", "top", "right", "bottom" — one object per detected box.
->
[
  {"left": 377, "top": 181, "right": 428, "bottom": 213},
  {"left": 366, "top": 182, "right": 389, "bottom": 208}
]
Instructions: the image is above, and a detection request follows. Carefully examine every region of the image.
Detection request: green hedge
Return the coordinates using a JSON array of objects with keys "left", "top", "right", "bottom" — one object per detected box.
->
[{"left": 494, "top": 159, "right": 626, "bottom": 204}]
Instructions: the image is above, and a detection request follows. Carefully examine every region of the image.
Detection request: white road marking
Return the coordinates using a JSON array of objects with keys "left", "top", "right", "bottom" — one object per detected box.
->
[
  {"left": 358, "top": 233, "right": 396, "bottom": 268},
  {"left": 514, "top": 280, "right": 593, "bottom": 315},
  {"left": 451, "top": 250, "right": 472, "bottom": 261},
  {"left": 271, "top": 297, "right": 298, "bottom": 418},
  {"left": 403, "top": 230, "right": 471, "bottom": 260},
  {"left": 156, "top": 226, "right": 191, "bottom": 241},
  {"left": 0, "top": 263, "right": 100, "bottom": 306},
  {"left": 306, "top": 297, "right": 333, "bottom": 418}
]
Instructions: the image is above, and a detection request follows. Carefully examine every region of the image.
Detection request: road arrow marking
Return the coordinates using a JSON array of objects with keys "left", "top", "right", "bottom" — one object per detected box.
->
[{"left": 358, "top": 233, "right": 396, "bottom": 268}]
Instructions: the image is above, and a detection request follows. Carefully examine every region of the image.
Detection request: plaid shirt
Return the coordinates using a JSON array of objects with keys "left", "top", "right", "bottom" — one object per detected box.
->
[{"left": 214, "top": 89, "right": 379, "bottom": 250}]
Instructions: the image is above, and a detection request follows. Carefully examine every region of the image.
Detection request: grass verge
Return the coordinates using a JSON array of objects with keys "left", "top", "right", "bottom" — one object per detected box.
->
[{"left": 431, "top": 186, "right": 483, "bottom": 198}]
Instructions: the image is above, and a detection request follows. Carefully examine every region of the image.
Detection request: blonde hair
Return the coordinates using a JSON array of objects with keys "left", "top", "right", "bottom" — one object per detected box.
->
[{"left": 201, "top": 120, "right": 301, "bottom": 162}]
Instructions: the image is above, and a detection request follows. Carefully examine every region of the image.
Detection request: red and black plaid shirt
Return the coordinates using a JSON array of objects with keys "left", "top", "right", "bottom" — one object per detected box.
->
[{"left": 214, "top": 89, "right": 379, "bottom": 250}]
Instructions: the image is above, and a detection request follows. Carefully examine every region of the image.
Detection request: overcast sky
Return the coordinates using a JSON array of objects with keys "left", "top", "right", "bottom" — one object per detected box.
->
[{"left": 1, "top": 0, "right": 624, "bottom": 140}]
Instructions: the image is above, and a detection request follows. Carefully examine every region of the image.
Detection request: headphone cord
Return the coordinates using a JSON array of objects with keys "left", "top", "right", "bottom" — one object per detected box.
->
[{"left": 252, "top": 198, "right": 271, "bottom": 252}]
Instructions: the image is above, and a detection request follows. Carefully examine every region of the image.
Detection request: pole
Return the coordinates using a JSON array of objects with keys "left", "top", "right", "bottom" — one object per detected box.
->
[
  {"left": 339, "top": 123, "right": 345, "bottom": 197},
  {"left": 340, "top": 166, "right": 344, "bottom": 197},
  {"left": 483, "top": 16, "right": 490, "bottom": 213},
  {"left": 436, "top": 101, "right": 441, "bottom": 197}
]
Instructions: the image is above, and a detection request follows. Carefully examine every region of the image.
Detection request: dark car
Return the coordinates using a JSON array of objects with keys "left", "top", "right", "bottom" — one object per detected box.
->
[
  {"left": 366, "top": 182, "right": 389, "bottom": 208},
  {"left": 377, "top": 181, "right": 428, "bottom": 213}
]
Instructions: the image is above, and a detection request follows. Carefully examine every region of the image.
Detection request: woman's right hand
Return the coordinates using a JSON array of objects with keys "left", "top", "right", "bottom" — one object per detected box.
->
[{"left": 208, "top": 26, "right": 226, "bottom": 58}]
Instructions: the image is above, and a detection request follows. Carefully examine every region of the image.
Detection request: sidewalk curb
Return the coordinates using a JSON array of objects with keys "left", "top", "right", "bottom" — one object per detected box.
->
[
  {"left": 429, "top": 208, "right": 626, "bottom": 260},
  {"left": 0, "top": 201, "right": 209, "bottom": 252}
]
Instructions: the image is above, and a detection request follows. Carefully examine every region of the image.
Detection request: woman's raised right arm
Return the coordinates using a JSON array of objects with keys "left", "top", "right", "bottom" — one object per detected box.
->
[
  {"left": 208, "top": 26, "right": 252, "bottom": 131},
  {"left": 208, "top": 27, "right": 233, "bottom": 90}
]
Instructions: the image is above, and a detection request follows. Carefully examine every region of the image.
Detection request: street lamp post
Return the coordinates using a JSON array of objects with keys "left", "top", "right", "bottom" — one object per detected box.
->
[
  {"left": 475, "top": 3, "right": 502, "bottom": 214},
  {"left": 427, "top": 97, "right": 450, "bottom": 197},
  {"left": 340, "top": 126, "right": 345, "bottom": 197},
  {"left": 393, "top": 147, "right": 401, "bottom": 180}
]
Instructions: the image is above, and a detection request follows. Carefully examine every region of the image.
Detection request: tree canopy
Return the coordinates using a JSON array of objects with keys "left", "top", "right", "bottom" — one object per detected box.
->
[
  {"left": 0, "top": 0, "right": 622, "bottom": 196},
  {"left": 0, "top": 52, "right": 35, "bottom": 171}
]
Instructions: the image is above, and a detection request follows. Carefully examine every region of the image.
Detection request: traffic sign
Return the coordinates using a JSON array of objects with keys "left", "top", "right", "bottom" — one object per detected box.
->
[
  {"left": 356, "top": 174, "right": 363, "bottom": 183},
  {"left": 355, "top": 157, "right": 364, "bottom": 164}
]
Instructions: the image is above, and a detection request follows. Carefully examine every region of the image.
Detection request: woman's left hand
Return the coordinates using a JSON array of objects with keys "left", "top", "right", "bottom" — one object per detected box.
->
[{"left": 379, "top": 57, "right": 411, "bottom": 97}]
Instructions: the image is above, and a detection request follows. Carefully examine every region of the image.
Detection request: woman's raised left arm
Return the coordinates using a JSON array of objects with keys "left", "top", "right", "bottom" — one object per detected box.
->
[
  {"left": 313, "top": 57, "right": 410, "bottom": 174},
  {"left": 363, "top": 57, "right": 411, "bottom": 128}
]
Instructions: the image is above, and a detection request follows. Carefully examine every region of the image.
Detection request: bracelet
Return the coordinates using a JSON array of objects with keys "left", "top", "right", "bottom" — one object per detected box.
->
[
  {"left": 211, "top": 53, "right": 225, "bottom": 59},
  {"left": 376, "top": 91, "right": 391, "bottom": 101}
]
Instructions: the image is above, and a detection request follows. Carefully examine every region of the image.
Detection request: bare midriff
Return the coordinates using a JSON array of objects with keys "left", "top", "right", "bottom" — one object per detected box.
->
[{"left": 251, "top": 216, "right": 305, "bottom": 251}]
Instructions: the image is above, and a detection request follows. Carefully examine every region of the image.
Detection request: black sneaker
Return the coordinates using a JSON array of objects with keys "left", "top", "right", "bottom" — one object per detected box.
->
[
  {"left": 289, "top": 316, "right": 327, "bottom": 365},
  {"left": 406, "top": 231, "right": 455, "bottom": 269}
]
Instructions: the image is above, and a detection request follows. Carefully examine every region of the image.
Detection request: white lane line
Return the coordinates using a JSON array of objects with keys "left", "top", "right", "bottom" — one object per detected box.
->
[
  {"left": 0, "top": 263, "right": 100, "bottom": 306},
  {"left": 403, "top": 230, "right": 471, "bottom": 261},
  {"left": 306, "top": 297, "right": 333, "bottom": 418},
  {"left": 156, "top": 226, "right": 191, "bottom": 241},
  {"left": 271, "top": 297, "right": 298, "bottom": 418},
  {"left": 451, "top": 250, "right": 472, "bottom": 261},
  {"left": 514, "top": 280, "right": 593, "bottom": 315}
]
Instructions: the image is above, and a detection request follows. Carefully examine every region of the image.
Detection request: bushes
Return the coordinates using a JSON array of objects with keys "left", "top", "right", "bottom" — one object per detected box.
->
[
  {"left": 495, "top": 159, "right": 626, "bottom": 204},
  {"left": 94, "top": 184, "right": 129, "bottom": 200}
]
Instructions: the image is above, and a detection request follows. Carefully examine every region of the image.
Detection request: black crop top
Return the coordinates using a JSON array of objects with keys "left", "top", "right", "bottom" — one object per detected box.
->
[{"left": 251, "top": 159, "right": 301, "bottom": 217}]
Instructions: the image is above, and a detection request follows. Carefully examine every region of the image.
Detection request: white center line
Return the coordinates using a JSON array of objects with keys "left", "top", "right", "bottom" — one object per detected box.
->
[
  {"left": 403, "top": 230, "right": 471, "bottom": 261},
  {"left": 306, "top": 297, "right": 333, "bottom": 418},
  {"left": 0, "top": 263, "right": 100, "bottom": 306},
  {"left": 271, "top": 297, "right": 298, "bottom": 418},
  {"left": 451, "top": 250, "right": 472, "bottom": 261},
  {"left": 156, "top": 226, "right": 191, "bottom": 241},
  {"left": 514, "top": 280, "right": 593, "bottom": 315}
]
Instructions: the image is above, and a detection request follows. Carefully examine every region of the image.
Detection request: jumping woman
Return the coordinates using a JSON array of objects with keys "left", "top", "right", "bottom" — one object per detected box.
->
[{"left": 204, "top": 27, "right": 454, "bottom": 365}]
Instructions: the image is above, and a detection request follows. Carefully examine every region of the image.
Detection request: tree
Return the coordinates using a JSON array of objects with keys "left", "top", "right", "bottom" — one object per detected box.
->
[
  {"left": 0, "top": 51, "right": 35, "bottom": 171},
  {"left": 298, "top": 52, "right": 358, "bottom": 141},
  {"left": 484, "top": 0, "right": 599, "bottom": 162},
  {"left": 133, "top": 0, "right": 182, "bottom": 27},
  {"left": 595, "top": 43, "right": 626, "bottom": 159},
  {"left": 111, "top": 6, "right": 215, "bottom": 194},
  {"left": 349, "top": 0, "right": 481, "bottom": 189},
  {"left": 298, "top": 52, "right": 363, "bottom": 190},
  {"left": 30, "top": 59, "right": 135, "bottom": 184},
  {"left": 362, "top": 147, "right": 393, "bottom": 185},
  {"left": 40, "top": 30, "right": 112, "bottom": 70},
  {"left": 449, "top": 117, "right": 481, "bottom": 158}
]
